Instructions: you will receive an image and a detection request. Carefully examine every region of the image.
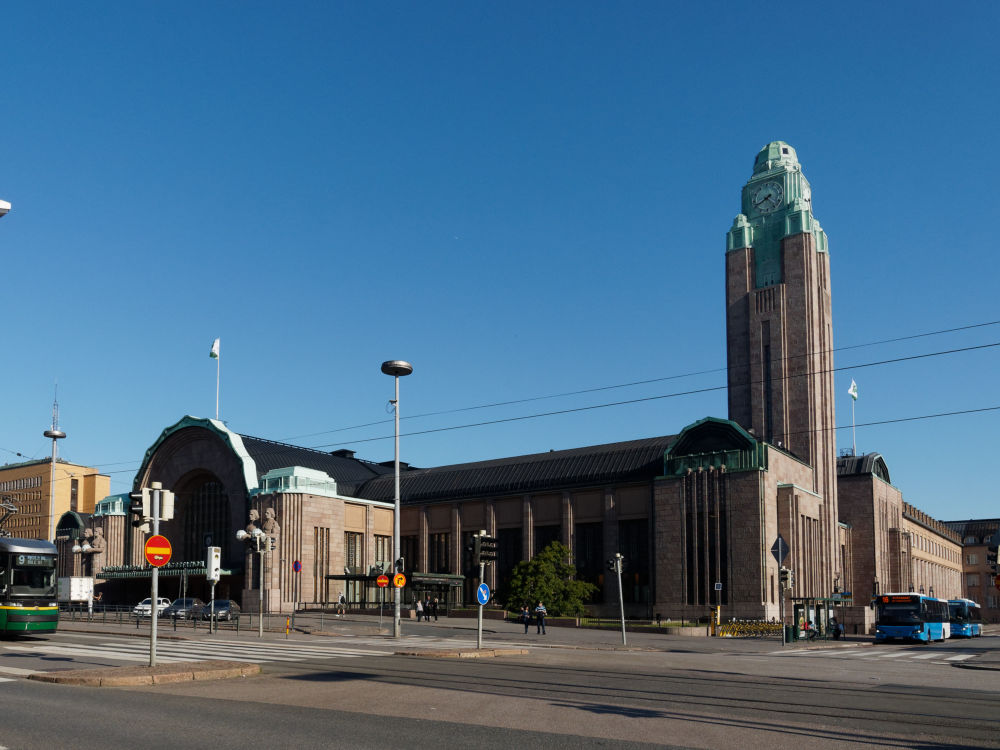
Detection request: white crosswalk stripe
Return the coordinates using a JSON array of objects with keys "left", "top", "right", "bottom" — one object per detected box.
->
[
  {"left": 2, "top": 638, "right": 394, "bottom": 666},
  {"left": 770, "top": 647, "right": 980, "bottom": 664}
]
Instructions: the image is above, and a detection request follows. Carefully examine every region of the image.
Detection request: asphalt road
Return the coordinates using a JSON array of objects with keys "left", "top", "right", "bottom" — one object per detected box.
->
[{"left": 1, "top": 625, "right": 998, "bottom": 749}]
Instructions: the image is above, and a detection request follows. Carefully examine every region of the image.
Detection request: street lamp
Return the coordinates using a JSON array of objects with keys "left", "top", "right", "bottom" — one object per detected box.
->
[
  {"left": 236, "top": 527, "right": 267, "bottom": 638},
  {"left": 381, "top": 359, "right": 412, "bottom": 639}
]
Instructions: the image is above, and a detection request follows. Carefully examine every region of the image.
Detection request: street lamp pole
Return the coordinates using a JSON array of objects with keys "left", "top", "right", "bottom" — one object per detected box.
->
[
  {"left": 237, "top": 527, "right": 267, "bottom": 638},
  {"left": 381, "top": 360, "right": 412, "bottom": 640}
]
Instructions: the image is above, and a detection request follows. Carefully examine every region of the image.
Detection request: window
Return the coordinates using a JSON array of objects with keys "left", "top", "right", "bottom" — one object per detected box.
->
[
  {"left": 70, "top": 479, "right": 79, "bottom": 512},
  {"left": 344, "top": 532, "right": 362, "bottom": 569},
  {"left": 967, "top": 554, "right": 978, "bottom": 565},
  {"left": 966, "top": 574, "right": 980, "bottom": 588},
  {"left": 374, "top": 535, "right": 391, "bottom": 567},
  {"left": 428, "top": 532, "right": 450, "bottom": 574},
  {"left": 964, "top": 536, "right": 979, "bottom": 544}
]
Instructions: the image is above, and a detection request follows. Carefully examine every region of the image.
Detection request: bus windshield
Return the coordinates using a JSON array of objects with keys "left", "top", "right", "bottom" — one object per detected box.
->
[
  {"left": 877, "top": 598, "right": 921, "bottom": 626},
  {"left": 949, "top": 602, "right": 969, "bottom": 622}
]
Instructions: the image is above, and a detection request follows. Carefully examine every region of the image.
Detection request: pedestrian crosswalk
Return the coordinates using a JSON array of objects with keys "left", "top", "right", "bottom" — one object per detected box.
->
[
  {"left": 1, "top": 637, "right": 396, "bottom": 667},
  {"left": 769, "top": 647, "right": 978, "bottom": 664}
]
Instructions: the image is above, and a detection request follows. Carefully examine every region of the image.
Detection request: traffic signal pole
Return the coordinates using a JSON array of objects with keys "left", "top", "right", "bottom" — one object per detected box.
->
[
  {"left": 477, "top": 555, "right": 485, "bottom": 650},
  {"left": 149, "top": 482, "right": 161, "bottom": 667}
]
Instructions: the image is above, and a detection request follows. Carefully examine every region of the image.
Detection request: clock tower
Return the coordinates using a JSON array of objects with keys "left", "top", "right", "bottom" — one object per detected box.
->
[{"left": 725, "top": 141, "right": 839, "bottom": 584}]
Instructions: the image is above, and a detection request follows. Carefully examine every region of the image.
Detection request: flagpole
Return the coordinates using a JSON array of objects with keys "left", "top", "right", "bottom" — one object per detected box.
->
[
  {"left": 215, "top": 350, "right": 220, "bottom": 421},
  {"left": 851, "top": 397, "right": 856, "bottom": 457}
]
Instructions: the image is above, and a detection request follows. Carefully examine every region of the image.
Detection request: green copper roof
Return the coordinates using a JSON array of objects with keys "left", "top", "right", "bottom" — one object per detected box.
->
[
  {"left": 135, "top": 415, "right": 259, "bottom": 495},
  {"left": 752, "top": 141, "right": 799, "bottom": 174},
  {"left": 727, "top": 141, "right": 828, "bottom": 288}
]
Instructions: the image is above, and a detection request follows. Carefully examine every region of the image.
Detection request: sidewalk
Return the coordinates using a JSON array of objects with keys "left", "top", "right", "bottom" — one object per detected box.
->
[{"left": 39, "top": 613, "right": 1000, "bottom": 685}]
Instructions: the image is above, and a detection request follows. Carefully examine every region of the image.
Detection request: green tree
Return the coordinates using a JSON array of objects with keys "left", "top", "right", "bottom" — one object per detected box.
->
[{"left": 505, "top": 541, "right": 597, "bottom": 616}]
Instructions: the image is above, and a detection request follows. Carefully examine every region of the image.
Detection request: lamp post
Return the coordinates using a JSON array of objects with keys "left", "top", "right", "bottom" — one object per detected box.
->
[
  {"left": 381, "top": 359, "right": 412, "bottom": 639},
  {"left": 237, "top": 527, "right": 267, "bottom": 638}
]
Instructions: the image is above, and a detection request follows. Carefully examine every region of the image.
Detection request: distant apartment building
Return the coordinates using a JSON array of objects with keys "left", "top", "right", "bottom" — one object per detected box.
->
[
  {"left": 943, "top": 518, "right": 999, "bottom": 623},
  {"left": 0, "top": 458, "right": 109, "bottom": 540}
]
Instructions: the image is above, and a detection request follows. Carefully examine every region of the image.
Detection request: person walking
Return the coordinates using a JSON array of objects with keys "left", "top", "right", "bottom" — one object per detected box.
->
[
  {"left": 336, "top": 592, "right": 346, "bottom": 617},
  {"left": 534, "top": 601, "right": 547, "bottom": 635},
  {"left": 415, "top": 597, "right": 424, "bottom": 622},
  {"left": 431, "top": 597, "right": 439, "bottom": 621},
  {"left": 521, "top": 605, "right": 531, "bottom": 634}
]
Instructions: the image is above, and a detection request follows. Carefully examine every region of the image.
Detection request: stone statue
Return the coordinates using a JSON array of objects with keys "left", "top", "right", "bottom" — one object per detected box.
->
[
  {"left": 262, "top": 507, "right": 279, "bottom": 537},
  {"left": 246, "top": 508, "right": 259, "bottom": 533},
  {"left": 90, "top": 526, "right": 106, "bottom": 555}
]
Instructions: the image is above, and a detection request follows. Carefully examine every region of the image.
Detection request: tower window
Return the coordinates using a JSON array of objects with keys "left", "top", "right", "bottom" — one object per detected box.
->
[{"left": 782, "top": 147, "right": 789, "bottom": 154}]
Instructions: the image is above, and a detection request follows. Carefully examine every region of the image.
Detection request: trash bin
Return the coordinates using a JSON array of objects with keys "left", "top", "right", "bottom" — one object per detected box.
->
[{"left": 784, "top": 625, "right": 798, "bottom": 641}]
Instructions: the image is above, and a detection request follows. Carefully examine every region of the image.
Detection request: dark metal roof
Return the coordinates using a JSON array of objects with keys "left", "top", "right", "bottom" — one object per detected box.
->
[
  {"left": 836, "top": 452, "right": 891, "bottom": 484},
  {"left": 941, "top": 519, "right": 1000, "bottom": 544},
  {"left": 354, "top": 435, "right": 675, "bottom": 504},
  {"left": 238, "top": 435, "right": 394, "bottom": 495}
]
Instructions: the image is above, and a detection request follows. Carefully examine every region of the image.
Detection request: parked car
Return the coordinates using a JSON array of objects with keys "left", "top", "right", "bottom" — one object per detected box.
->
[
  {"left": 162, "top": 597, "right": 205, "bottom": 619},
  {"left": 200, "top": 599, "right": 241, "bottom": 621},
  {"left": 133, "top": 597, "right": 171, "bottom": 617}
]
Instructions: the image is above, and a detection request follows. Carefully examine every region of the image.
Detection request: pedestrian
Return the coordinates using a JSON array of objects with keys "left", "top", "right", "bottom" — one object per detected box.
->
[
  {"left": 415, "top": 597, "right": 424, "bottom": 622},
  {"left": 337, "top": 592, "right": 346, "bottom": 617},
  {"left": 432, "top": 597, "right": 439, "bottom": 621},
  {"left": 831, "top": 616, "right": 840, "bottom": 640},
  {"left": 521, "top": 605, "right": 531, "bottom": 634},
  {"left": 806, "top": 620, "right": 817, "bottom": 640},
  {"left": 424, "top": 596, "right": 432, "bottom": 621},
  {"left": 837, "top": 619, "right": 846, "bottom": 640},
  {"left": 534, "top": 601, "right": 547, "bottom": 635}
]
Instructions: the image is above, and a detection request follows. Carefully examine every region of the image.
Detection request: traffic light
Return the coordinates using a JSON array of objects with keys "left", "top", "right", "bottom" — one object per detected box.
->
[
  {"left": 787, "top": 569, "right": 795, "bottom": 591},
  {"left": 160, "top": 489, "right": 175, "bottom": 522},
  {"left": 471, "top": 535, "right": 482, "bottom": 564},
  {"left": 128, "top": 489, "right": 150, "bottom": 533},
  {"left": 606, "top": 553, "right": 623, "bottom": 574},
  {"left": 779, "top": 567, "right": 791, "bottom": 590},
  {"left": 607, "top": 558, "right": 617, "bottom": 572},
  {"left": 206, "top": 546, "right": 221, "bottom": 582},
  {"left": 395, "top": 557, "right": 405, "bottom": 573},
  {"left": 479, "top": 535, "right": 497, "bottom": 564}
]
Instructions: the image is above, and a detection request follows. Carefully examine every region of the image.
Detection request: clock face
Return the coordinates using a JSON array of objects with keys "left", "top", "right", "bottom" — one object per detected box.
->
[{"left": 752, "top": 181, "right": 783, "bottom": 213}]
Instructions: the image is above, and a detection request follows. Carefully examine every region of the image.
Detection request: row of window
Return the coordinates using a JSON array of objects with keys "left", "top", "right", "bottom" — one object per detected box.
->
[{"left": 0, "top": 475, "right": 43, "bottom": 492}]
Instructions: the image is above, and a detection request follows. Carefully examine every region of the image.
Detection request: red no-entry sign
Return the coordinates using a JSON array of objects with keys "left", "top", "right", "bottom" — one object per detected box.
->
[
  {"left": 376, "top": 574, "right": 389, "bottom": 588},
  {"left": 144, "top": 535, "right": 172, "bottom": 567}
]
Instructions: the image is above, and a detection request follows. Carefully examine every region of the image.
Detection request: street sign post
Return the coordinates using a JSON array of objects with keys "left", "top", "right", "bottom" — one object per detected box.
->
[
  {"left": 393, "top": 573, "right": 406, "bottom": 588},
  {"left": 772, "top": 535, "right": 791, "bottom": 647},
  {"left": 376, "top": 575, "right": 389, "bottom": 588},
  {"left": 476, "top": 583, "right": 490, "bottom": 605}
]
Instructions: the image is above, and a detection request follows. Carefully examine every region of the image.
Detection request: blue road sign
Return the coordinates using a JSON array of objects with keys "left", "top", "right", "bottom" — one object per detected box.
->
[{"left": 477, "top": 583, "right": 490, "bottom": 605}]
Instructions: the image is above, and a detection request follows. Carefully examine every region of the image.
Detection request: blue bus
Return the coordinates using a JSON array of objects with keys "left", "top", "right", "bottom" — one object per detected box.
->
[
  {"left": 874, "top": 593, "right": 949, "bottom": 643},
  {"left": 948, "top": 598, "right": 982, "bottom": 638}
]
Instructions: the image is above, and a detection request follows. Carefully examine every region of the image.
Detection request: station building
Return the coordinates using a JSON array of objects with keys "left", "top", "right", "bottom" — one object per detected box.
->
[{"left": 53, "top": 143, "right": 968, "bottom": 631}]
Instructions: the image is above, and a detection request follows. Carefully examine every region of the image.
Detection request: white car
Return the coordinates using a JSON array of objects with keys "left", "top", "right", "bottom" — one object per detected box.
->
[{"left": 133, "top": 597, "right": 171, "bottom": 617}]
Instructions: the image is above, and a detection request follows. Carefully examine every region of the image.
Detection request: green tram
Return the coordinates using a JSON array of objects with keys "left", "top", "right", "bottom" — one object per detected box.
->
[{"left": 0, "top": 538, "right": 59, "bottom": 634}]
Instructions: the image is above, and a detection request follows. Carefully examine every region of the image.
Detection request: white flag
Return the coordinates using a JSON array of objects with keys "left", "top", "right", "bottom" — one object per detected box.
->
[
  {"left": 209, "top": 338, "right": 220, "bottom": 359},
  {"left": 847, "top": 379, "right": 858, "bottom": 401}
]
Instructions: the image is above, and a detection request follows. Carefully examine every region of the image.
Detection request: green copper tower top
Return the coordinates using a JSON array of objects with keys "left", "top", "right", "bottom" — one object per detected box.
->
[{"left": 727, "top": 141, "right": 828, "bottom": 288}]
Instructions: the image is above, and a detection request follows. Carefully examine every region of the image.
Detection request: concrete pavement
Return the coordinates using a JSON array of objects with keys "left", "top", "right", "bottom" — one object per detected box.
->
[{"left": 27, "top": 612, "right": 1000, "bottom": 685}]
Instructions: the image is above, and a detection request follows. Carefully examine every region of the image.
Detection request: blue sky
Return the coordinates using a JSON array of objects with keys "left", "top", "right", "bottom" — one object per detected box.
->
[{"left": 1, "top": 3, "right": 998, "bottom": 522}]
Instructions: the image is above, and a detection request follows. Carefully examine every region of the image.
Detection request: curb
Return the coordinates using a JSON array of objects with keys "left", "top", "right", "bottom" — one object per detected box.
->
[
  {"left": 394, "top": 648, "right": 529, "bottom": 659},
  {"left": 27, "top": 660, "right": 260, "bottom": 687}
]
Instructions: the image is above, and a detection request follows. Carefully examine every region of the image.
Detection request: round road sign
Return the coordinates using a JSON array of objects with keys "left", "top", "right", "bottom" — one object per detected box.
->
[
  {"left": 144, "top": 535, "right": 172, "bottom": 567},
  {"left": 293, "top": 560, "right": 302, "bottom": 573},
  {"left": 376, "top": 574, "right": 389, "bottom": 588},
  {"left": 393, "top": 572, "right": 406, "bottom": 588}
]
